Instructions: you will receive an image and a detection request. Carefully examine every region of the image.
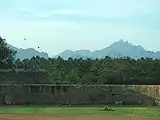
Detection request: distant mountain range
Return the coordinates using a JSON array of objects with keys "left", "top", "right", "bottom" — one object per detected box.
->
[
  {"left": 8, "top": 40, "right": 160, "bottom": 60},
  {"left": 56, "top": 40, "right": 160, "bottom": 59},
  {"left": 7, "top": 45, "right": 49, "bottom": 60}
]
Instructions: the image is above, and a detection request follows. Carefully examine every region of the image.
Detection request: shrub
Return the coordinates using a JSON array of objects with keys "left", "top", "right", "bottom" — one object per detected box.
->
[{"left": 100, "top": 106, "right": 115, "bottom": 111}]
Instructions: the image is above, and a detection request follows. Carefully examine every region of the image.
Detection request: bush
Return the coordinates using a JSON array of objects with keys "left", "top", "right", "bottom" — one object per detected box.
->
[{"left": 100, "top": 106, "right": 115, "bottom": 111}]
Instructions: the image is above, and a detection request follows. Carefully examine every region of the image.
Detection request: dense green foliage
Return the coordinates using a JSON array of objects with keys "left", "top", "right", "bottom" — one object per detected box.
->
[
  {"left": 0, "top": 37, "right": 160, "bottom": 85},
  {"left": 11, "top": 56, "right": 160, "bottom": 85}
]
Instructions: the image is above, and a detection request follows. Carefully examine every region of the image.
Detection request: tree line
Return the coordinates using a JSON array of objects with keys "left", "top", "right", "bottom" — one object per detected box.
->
[{"left": 0, "top": 37, "right": 160, "bottom": 85}]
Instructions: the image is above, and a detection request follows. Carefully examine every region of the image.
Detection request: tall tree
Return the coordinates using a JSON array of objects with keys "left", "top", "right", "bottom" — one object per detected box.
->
[{"left": 0, "top": 37, "right": 16, "bottom": 68}]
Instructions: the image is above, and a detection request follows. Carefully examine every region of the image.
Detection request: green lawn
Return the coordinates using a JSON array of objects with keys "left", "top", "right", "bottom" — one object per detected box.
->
[{"left": 0, "top": 106, "right": 159, "bottom": 118}]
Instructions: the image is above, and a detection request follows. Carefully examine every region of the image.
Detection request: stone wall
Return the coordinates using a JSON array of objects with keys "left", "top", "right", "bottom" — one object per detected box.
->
[
  {"left": 128, "top": 85, "right": 160, "bottom": 105},
  {"left": 0, "top": 85, "right": 159, "bottom": 106}
]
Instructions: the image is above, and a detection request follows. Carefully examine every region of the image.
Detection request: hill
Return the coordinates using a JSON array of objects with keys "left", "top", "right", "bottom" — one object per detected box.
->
[
  {"left": 56, "top": 40, "right": 160, "bottom": 59},
  {"left": 7, "top": 44, "right": 49, "bottom": 60},
  {"left": 7, "top": 40, "right": 160, "bottom": 60}
]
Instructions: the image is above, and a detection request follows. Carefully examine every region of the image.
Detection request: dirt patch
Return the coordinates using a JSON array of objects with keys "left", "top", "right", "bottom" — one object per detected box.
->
[{"left": 0, "top": 114, "right": 159, "bottom": 120}]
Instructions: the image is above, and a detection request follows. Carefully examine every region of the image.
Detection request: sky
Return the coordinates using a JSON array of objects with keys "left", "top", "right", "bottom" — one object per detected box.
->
[{"left": 0, "top": 0, "right": 160, "bottom": 56}]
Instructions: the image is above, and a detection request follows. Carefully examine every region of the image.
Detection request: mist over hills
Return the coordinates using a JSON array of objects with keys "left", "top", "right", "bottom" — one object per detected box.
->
[{"left": 8, "top": 40, "right": 160, "bottom": 60}]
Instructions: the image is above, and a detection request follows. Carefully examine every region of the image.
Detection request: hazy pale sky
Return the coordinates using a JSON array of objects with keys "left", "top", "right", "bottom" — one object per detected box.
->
[{"left": 0, "top": 0, "right": 160, "bottom": 56}]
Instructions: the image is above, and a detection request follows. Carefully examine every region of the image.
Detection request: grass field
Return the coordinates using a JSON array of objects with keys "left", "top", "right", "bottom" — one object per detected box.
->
[{"left": 0, "top": 106, "right": 159, "bottom": 120}]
